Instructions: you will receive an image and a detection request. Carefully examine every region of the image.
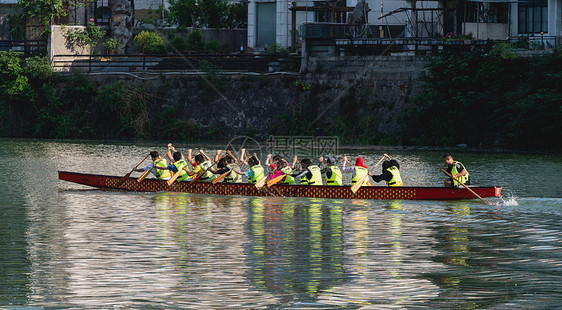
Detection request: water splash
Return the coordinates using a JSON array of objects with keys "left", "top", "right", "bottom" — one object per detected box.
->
[{"left": 500, "top": 195, "right": 519, "bottom": 206}]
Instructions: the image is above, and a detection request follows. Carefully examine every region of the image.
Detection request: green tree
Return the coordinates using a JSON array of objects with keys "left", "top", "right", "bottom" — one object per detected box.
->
[
  {"left": 18, "top": 0, "right": 65, "bottom": 34},
  {"left": 166, "top": 0, "right": 247, "bottom": 29}
]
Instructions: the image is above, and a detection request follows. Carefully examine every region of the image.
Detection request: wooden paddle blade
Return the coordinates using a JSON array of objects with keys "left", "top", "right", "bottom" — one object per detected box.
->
[
  {"left": 137, "top": 168, "right": 151, "bottom": 183},
  {"left": 350, "top": 175, "right": 368, "bottom": 194},
  {"left": 212, "top": 171, "right": 229, "bottom": 184},
  {"left": 115, "top": 171, "right": 132, "bottom": 187},
  {"left": 254, "top": 176, "right": 267, "bottom": 189},
  {"left": 267, "top": 174, "right": 285, "bottom": 187},
  {"left": 167, "top": 171, "right": 181, "bottom": 186}
]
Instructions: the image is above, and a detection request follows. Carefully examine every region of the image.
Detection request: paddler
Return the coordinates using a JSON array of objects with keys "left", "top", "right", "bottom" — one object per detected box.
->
[
  {"left": 319, "top": 156, "right": 342, "bottom": 186},
  {"left": 208, "top": 151, "right": 242, "bottom": 183},
  {"left": 291, "top": 157, "right": 323, "bottom": 185},
  {"left": 243, "top": 153, "right": 265, "bottom": 184},
  {"left": 134, "top": 149, "right": 172, "bottom": 180},
  {"left": 185, "top": 149, "right": 217, "bottom": 182},
  {"left": 441, "top": 153, "right": 470, "bottom": 187},
  {"left": 342, "top": 156, "right": 370, "bottom": 186},
  {"left": 154, "top": 147, "right": 191, "bottom": 182},
  {"left": 371, "top": 159, "right": 403, "bottom": 187},
  {"left": 268, "top": 157, "right": 295, "bottom": 185}
]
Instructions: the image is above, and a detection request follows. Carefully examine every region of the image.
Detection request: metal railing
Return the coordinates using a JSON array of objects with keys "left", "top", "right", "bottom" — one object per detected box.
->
[
  {"left": 0, "top": 40, "right": 47, "bottom": 57},
  {"left": 51, "top": 53, "right": 301, "bottom": 73}
]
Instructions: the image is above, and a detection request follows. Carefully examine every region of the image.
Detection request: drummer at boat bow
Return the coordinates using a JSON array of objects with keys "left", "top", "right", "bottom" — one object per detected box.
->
[
  {"left": 134, "top": 150, "right": 172, "bottom": 180},
  {"left": 371, "top": 159, "right": 403, "bottom": 187},
  {"left": 441, "top": 153, "right": 470, "bottom": 187}
]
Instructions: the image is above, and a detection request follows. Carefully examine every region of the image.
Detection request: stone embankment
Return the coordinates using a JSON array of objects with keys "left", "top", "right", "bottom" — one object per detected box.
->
[{"left": 83, "top": 56, "right": 428, "bottom": 141}]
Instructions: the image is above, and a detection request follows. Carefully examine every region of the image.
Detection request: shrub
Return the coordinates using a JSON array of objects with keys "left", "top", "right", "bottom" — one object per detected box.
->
[
  {"left": 168, "top": 35, "right": 190, "bottom": 52},
  {"left": 103, "top": 38, "right": 120, "bottom": 54},
  {"left": 133, "top": 31, "right": 166, "bottom": 54},
  {"left": 187, "top": 30, "right": 204, "bottom": 51},
  {"left": 65, "top": 19, "right": 105, "bottom": 54},
  {"left": 205, "top": 40, "right": 223, "bottom": 53}
]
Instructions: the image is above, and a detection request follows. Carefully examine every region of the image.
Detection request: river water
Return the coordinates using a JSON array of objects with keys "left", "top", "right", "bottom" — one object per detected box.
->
[{"left": 1, "top": 139, "right": 561, "bottom": 309}]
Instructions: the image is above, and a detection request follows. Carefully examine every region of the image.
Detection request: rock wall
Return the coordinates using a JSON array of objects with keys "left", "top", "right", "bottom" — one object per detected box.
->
[{"left": 84, "top": 56, "right": 428, "bottom": 141}]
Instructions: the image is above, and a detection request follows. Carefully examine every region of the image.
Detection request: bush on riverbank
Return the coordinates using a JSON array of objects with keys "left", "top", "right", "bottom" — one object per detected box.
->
[
  {"left": 402, "top": 50, "right": 562, "bottom": 150},
  {"left": 0, "top": 50, "right": 560, "bottom": 150}
]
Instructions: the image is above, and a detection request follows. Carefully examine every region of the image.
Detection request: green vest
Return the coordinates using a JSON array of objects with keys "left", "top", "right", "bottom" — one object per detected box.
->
[
  {"left": 248, "top": 165, "right": 264, "bottom": 183},
  {"left": 450, "top": 161, "right": 469, "bottom": 187},
  {"left": 326, "top": 165, "right": 342, "bottom": 186},
  {"left": 280, "top": 166, "right": 295, "bottom": 185},
  {"left": 350, "top": 166, "right": 369, "bottom": 186},
  {"left": 223, "top": 163, "right": 241, "bottom": 183},
  {"left": 154, "top": 158, "right": 171, "bottom": 179},
  {"left": 198, "top": 160, "right": 217, "bottom": 182},
  {"left": 386, "top": 166, "right": 403, "bottom": 187},
  {"left": 306, "top": 165, "right": 323, "bottom": 186},
  {"left": 173, "top": 159, "right": 189, "bottom": 182}
]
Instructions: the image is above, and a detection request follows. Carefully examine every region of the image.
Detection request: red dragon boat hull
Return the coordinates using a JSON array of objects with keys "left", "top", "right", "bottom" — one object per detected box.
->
[{"left": 58, "top": 171, "right": 502, "bottom": 200}]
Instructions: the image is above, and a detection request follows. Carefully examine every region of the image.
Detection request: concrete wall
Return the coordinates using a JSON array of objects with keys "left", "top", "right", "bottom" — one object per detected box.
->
[{"left": 464, "top": 22, "right": 509, "bottom": 40}]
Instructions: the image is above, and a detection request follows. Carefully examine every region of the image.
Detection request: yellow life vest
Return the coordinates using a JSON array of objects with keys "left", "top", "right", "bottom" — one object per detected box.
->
[
  {"left": 198, "top": 160, "right": 217, "bottom": 182},
  {"left": 350, "top": 166, "right": 369, "bottom": 186},
  {"left": 248, "top": 165, "right": 264, "bottom": 183},
  {"left": 280, "top": 166, "right": 295, "bottom": 185},
  {"left": 450, "top": 161, "right": 469, "bottom": 187},
  {"left": 326, "top": 165, "right": 342, "bottom": 186},
  {"left": 306, "top": 165, "right": 323, "bottom": 186},
  {"left": 386, "top": 166, "right": 403, "bottom": 187},
  {"left": 173, "top": 159, "right": 189, "bottom": 182},
  {"left": 154, "top": 158, "right": 171, "bottom": 179},
  {"left": 223, "top": 163, "right": 241, "bottom": 183}
]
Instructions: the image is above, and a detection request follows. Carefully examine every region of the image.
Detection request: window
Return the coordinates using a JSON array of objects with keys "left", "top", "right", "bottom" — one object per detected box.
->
[
  {"left": 314, "top": 1, "right": 347, "bottom": 23},
  {"left": 518, "top": 0, "right": 548, "bottom": 33},
  {"left": 465, "top": 2, "right": 508, "bottom": 23}
]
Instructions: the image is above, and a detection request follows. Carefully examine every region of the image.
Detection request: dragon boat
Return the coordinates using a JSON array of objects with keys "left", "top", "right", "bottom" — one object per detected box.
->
[{"left": 58, "top": 171, "right": 502, "bottom": 200}]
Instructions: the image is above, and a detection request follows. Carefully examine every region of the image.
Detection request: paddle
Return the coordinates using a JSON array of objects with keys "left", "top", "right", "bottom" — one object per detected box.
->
[
  {"left": 115, "top": 152, "right": 151, "bottom": 187},
  {"left": 165, "top": 149, "right": 194, "bottom": 185},
  {"left": 351, "top": 154, "right": 390, "bottom": 194},
  {"left": 212, "top": 151, "right": 247, "bottom": 184},
  {"left": 267, "top": 174, "right": 286, "bottom": 187},
  {"left": 137, "top": 149, "right": 172, "bottom": 183},
  {"left": 183, "top": 151, "right": 227, "bottom": 186},
  {"left": 439, "top": 166, "right": 492, "bottom": 205}
]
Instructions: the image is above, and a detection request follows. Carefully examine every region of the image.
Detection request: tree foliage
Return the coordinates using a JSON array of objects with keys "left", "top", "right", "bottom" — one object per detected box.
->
[
  {"left": 402, "top": 50, "right": 562, "bottom": 150},
  {"left": 166, "top": 0, "right": 248, "bottom": 29}
]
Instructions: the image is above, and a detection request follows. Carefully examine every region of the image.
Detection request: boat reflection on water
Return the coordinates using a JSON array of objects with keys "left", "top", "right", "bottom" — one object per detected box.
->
[{"left": 245, "top": 197, "right": 346, "bottom": 300}]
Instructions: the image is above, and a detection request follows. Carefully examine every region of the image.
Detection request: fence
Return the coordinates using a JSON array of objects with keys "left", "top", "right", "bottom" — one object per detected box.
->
[
  {"left": 50, "top": 53, "right": 301, "bottom": 73},
  {"left": 0, "top": 40, "right": 47, "bottom": 57}
]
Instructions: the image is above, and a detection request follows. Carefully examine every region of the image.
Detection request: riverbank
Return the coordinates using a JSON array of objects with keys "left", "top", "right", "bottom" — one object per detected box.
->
[{"left": 0, "top": 50, "right": 560, "bottom": 151}]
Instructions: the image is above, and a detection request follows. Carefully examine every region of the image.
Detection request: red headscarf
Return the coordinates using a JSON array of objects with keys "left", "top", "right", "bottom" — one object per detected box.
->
[{"left": 355, "top": 157, "right": 367, "bottom": 169}]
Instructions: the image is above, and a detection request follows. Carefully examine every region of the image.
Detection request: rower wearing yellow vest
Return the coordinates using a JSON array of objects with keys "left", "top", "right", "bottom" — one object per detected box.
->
[
  {"left": 442, "top": 153, "right": 470, "bottom": 187},
  {"left": 371, "top": 159, "right": 403, "bottom": 187},
  {"left": 134, "top": 150, "right": 172, "bottom": 180},
  {"left": 155, "top": 150, "right": 191, "bottom": 181},
  {"left": 209, "top": 154, "right": 242, "bottom": 183},
  {"left": 342, "top": 156, "right": 370, "bottom": 186},
  {"left": 188, "top": 151, "right": 217, "bottom": 182},
  {"left": 319, "top": 156, "right": 342, "bottom": 186},
  {"left": 244, "top": 154, "right": 265, "bottom": 184},
  {"left": 291, "top": 158, "right": 323, "bottom": 185}
]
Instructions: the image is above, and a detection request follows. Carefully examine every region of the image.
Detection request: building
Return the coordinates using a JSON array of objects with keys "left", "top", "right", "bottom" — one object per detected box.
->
[{"left": 247, "top": 0, "right": 562, "bottom": 50}]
